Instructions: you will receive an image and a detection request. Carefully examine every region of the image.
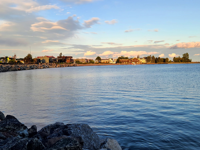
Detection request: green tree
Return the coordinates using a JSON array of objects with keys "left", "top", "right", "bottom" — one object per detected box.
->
[
  {"left": 152, "top": 56, "right": 155, "bottom": 63},
  {"left": 182, "top": 53, "right": 191, "bottom": 62},
  {"left": 116, "top": 56, "right": 129, "bottom": 63},
  {"left": 95, "top": 56, "right": 101, "bottom": 62},
  {"left": 89, "top": 60, "right": 94, "bottom": 63},
  {"left": 24, "top": 54, "right": 33, "bottom": 63},
  {"left": 59, "top": 53, "right": 62, "bottom": 57},
  {"left": 147, "top": 55, "right": 152, "bottom": 63}
]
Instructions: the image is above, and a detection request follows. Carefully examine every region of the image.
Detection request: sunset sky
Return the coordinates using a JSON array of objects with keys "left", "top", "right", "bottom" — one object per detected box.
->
[{"left": 0, "top": 0, "right": 200, "bottom": 61}]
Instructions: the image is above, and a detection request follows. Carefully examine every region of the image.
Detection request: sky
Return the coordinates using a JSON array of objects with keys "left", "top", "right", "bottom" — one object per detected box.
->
[{"left": 0, "top": 0, "right": 200, "bottom": 61}]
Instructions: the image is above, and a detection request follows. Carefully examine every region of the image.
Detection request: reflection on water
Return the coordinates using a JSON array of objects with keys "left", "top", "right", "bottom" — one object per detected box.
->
[{"left": 0, "top": 64, "right": 200, "bottom": 149}]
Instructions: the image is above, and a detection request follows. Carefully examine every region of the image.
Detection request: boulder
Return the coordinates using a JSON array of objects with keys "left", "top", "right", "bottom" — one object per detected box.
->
[
  {"left": 0, "top": 115, "right": 28, "bottom": 137},
  {"left": 0, "top": 112, "right": 5, "bottom": 121},
  {"left": 105, "top": 138, "right": 122, "bottom": 150},
  {"left": 28, "top": 125, "right": 37, "bottom": 137},
  {"left": 65, "top": 124, "right": 100, "bottom": 150},
  {"left": 47, "top": 137, "right": 82, "bottom": 150}
]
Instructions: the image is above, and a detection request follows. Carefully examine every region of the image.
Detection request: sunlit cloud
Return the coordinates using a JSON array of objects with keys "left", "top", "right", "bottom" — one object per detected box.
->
[
  {"left": 101, "top": 42, "right": 122, "bottom": 46},
  {"left": 83, "top": 17, "right": 100, "bottom": 28},
  {"left": 60, "top": 0, "right": 94, "bottom": 4},
  {"left": 84, "top": 51, "right": 96, "bottom": 56},
  {"left": 194, "top": 54, "right": 200, "bottom": 56},
  {"left": 154, "top": 40, "right": 165, "bottom": 43},
  {"left": 42, "top": 40, "right": 60, "bottom": 43},
  {"left": 169, "top": 53, "right": 179, "bottom": 57},
  {"left": 42, "top": 49, "right": 54, "bottom": 52},
  {"left": 170, "top": 42, "right": 200, "bottom": 49},
  {"left": 99, "top": 51, "right": 114, "bottom": 56},
  {"left": 159, "top": 54, "right": 165, "bottom": 57},
  {"left": 148, "top": 29, "right": 159, "bottom": 32},
  {"left": 105, "top": 19, "right": 117, "bottom": 25},
  {"left": 124, "top": 28, "right": 140, "bottom": 33},
  {"left": 26, "top": 5, "right": 60, "bottom": 13}
]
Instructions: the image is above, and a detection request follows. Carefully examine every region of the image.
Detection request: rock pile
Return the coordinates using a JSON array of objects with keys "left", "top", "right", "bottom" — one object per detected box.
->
[
  {"left": 0, "top": 63, "right": 77, "bottom": 73},
  {"left": 0, "top": 111, "right": 122, "bottom": 150}
]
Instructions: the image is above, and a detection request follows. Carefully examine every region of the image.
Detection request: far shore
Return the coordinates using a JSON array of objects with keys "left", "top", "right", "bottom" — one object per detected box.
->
[{"left": 77, "top": 62, "right": 200, "bottom": 67}]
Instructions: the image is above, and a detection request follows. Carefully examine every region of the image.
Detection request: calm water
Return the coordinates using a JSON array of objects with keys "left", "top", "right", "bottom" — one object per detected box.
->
[{"left": 0, "top": 64, "right": 200, "bottom": 150}]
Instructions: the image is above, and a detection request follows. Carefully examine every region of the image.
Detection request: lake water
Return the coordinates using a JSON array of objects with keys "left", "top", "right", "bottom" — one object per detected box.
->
[{"left": 0, "top": 64, "right": 200, "bottom": 150}]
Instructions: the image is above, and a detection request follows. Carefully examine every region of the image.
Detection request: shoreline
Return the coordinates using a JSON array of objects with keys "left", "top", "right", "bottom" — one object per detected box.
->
[
  {"left": 0, "top": 111, "right": 122, "bottom": 150},
  {"left": 1, "top": 62, "right": 199, "bottom": 73}
]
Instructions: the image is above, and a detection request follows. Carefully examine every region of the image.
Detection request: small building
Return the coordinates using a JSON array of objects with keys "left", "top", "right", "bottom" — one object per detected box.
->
[
  {"left": 138, "top": 58, "right": 147, "bottom": 64},
  {"left": 119, "top": 59, "right": 129, "bottom": 64},
  {"left": 57, "top": 56, "right": 73, "bottom": 63},
  {"left": 75, "top": 58, "right": 88, "bottom": 63},
  {"left": 101, "top": 59, "right": 110, "bottom": 63}
]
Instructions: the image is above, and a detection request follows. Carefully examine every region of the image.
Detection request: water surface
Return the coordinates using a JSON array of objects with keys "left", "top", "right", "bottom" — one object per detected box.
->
[{"left": 0, "top": 64, "right": 200, "bottom": 150}]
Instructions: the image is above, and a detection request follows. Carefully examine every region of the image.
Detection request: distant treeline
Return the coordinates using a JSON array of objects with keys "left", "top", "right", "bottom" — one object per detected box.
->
[{"left": 146, "top": 53, "right": 191, "bottom": 63}]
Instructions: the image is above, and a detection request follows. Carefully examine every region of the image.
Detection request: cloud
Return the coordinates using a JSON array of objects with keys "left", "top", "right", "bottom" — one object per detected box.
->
[
  {"left": 189, "top": 36, "right": 197, "bottom": 38},
  {"left": 147, "top": 40, "right": 153, "bottom": 43},
  {"left": 170, "top": 42, "right": 200, "bottom": 49},
  {"left": 83, "top": 17, "right": 100, "bottom": 28},
  {"left": 84, "top": 51, "right": 96, "bottom": 56},
  {"left": 41, "top": 40, "right": 60, "bottom": 44},
  {"left": 59, "top": 0, "right": 94, "bottom": 4},
  {"left": 154, "top": 40, "right": 165, "bottom": 43},
  {"left": 91, "top": 32, "right": 97, "bottom": 34},
  {"left": 113, "top": 51, "right": 158, "bottom": 58},
  {"left": 105, "top": 19, "right": 117, "bottom": 25},
  {"left": 101, "top": 42, "right": 122, "bottom": 46},
  {"left": 159, "top": 54, "right": 165, "bottom": 57},
  {"left": 100, "top": 51, "right": 114, "bottom": 56},
  {"left": 42, "top": 50, "right": 54, "bottom": 52},
  {"left": 148, "top": 29, "right": 159, "bottom": 32},
  {"left": 26, "top": 5, "right": 60, "bottom": 13},
  {"left": 0, "top": 36, "right": 28, "bottom": 46},
  {"left": 194, "top": 54, "right": 200, "bottom": 56},
  {"left": 125, "top": 28, "right": 140, "bottom": 33},
  {"left": 169, "top": 53, "right": 179, "bottom": 58}
]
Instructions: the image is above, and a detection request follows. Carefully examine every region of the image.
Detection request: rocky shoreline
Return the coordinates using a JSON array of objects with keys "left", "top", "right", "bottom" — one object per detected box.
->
[
  {"left": 0, "top": 63, "right": 77, "bottom": 73},
  {"left": 0, "top": 111, "right": 122, "bottom": 150}
]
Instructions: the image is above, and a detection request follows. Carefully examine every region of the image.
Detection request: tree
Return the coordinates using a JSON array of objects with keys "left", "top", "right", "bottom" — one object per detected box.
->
[
  {"left": 147, "top": 55, "right": 152, "bottom": 63},
  {"left": 182, "top": 53, "right": 191, "bottom": 62},
  {"left": 24, "top": 54, "right": 33, "bottom": 63},
  {"left": 116, "top": 56, "right": 128, "bottom": 63},
  {"left": 95, "top": 56, "right": 101, "bottom": 63},
  {"left": 137, "top": 55, "right": 140, "bottom": 58},
  {"left": 152, "top": 56, "right": 155, "bottom": 63},
  {"left": 59, "top": 53, "right": 62, "bottom": 57}
]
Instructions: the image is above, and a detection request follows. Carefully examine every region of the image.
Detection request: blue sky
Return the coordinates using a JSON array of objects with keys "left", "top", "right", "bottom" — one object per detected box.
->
[{"left": 0, "top": 0, "right": 200, "bottom": 61}]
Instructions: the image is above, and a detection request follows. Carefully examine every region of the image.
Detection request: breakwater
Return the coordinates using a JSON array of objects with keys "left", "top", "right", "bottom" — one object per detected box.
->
[
  {"left": 0, "top": 111, "right": 122, "bottom": 150},
  {"left": 0, "top": 63, "right": 77, "bottom": 73}
]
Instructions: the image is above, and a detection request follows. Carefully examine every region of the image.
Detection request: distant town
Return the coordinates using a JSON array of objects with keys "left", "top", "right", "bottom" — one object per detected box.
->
[{"left": 0, "top": 52, "right": 193, "bottom": 65}]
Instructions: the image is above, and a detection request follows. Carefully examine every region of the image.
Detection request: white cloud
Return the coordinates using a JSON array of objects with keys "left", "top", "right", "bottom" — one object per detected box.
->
[
  {"left": 42, "top": 40, "right": 60, "bottom": 44},
  {"left": 42, "top": 49, "right": 54, "bottom": 52},
  {"left": 154, "top": 40, "right": 165, "bottom": 43},
  {"left": 83, "top": 17, "right": 100, "bottom": 28},
  {"left": 148, "top": 29, "right": 159, "bottom": 32},
  {"left": 112, "top": 51, "right": 158, "bottom": 58},
  {"left": 170, "top": 42, "right": 200, "bottom": 49},
  {"left": 84, "top": 51, "right": 96, "bottom": 56},
  {"left": 125, "top": 28, "right": 140, "bottom": 33},
  {"left": 194, "top": 54, "right": 200, "bottom": 56},
  {"left": 105, "top": 19, "right": 117, "bottom": 25},
  {"left": 169, "top": 53, "right": 179, "bottom": 58},
  {"left": 26, "top": 5, "right": 60, "bottom": 13},
  {"left": 60, "top": 0, "right": 94, "bottom": 4},
  {"left": 159, "top": 54, "right": 165, "bottom": 57},
  {"left": 101, "top": 42, "right": 122, "bottom": 46},
  {"left": 100, "top": 51, "right": 114, "bottom": 56}
]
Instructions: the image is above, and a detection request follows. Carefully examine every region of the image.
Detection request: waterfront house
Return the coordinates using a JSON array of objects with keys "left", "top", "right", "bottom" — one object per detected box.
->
[
  {"left": 57, "top": 56, "right": 73, "bottom": 63},
  {"left": 75, "top": 58, "right": 88, "bottom": 63}
]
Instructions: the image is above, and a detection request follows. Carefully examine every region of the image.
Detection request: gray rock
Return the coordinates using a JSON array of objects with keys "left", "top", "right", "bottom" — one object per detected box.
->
[
  {"left": 27, "top": 138, "right": 46, "bottom": 150},
  {"left": 47, "top": 137, "right": 82, "bottom": 150},
  {"left": 28, "top": 125, "right": 37, "bottom": 137},
  {"left": 0, "top": 112, "right": 5, "bottom": 121},
  {"left": 0, "top": 115, "right": 28, "bottom": 137},
  {"left": 105, "top": 138, "right": 122, "bottom": 150},
  {"left": 65, "top": 124, "right": 100, "bottom": 150}
]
